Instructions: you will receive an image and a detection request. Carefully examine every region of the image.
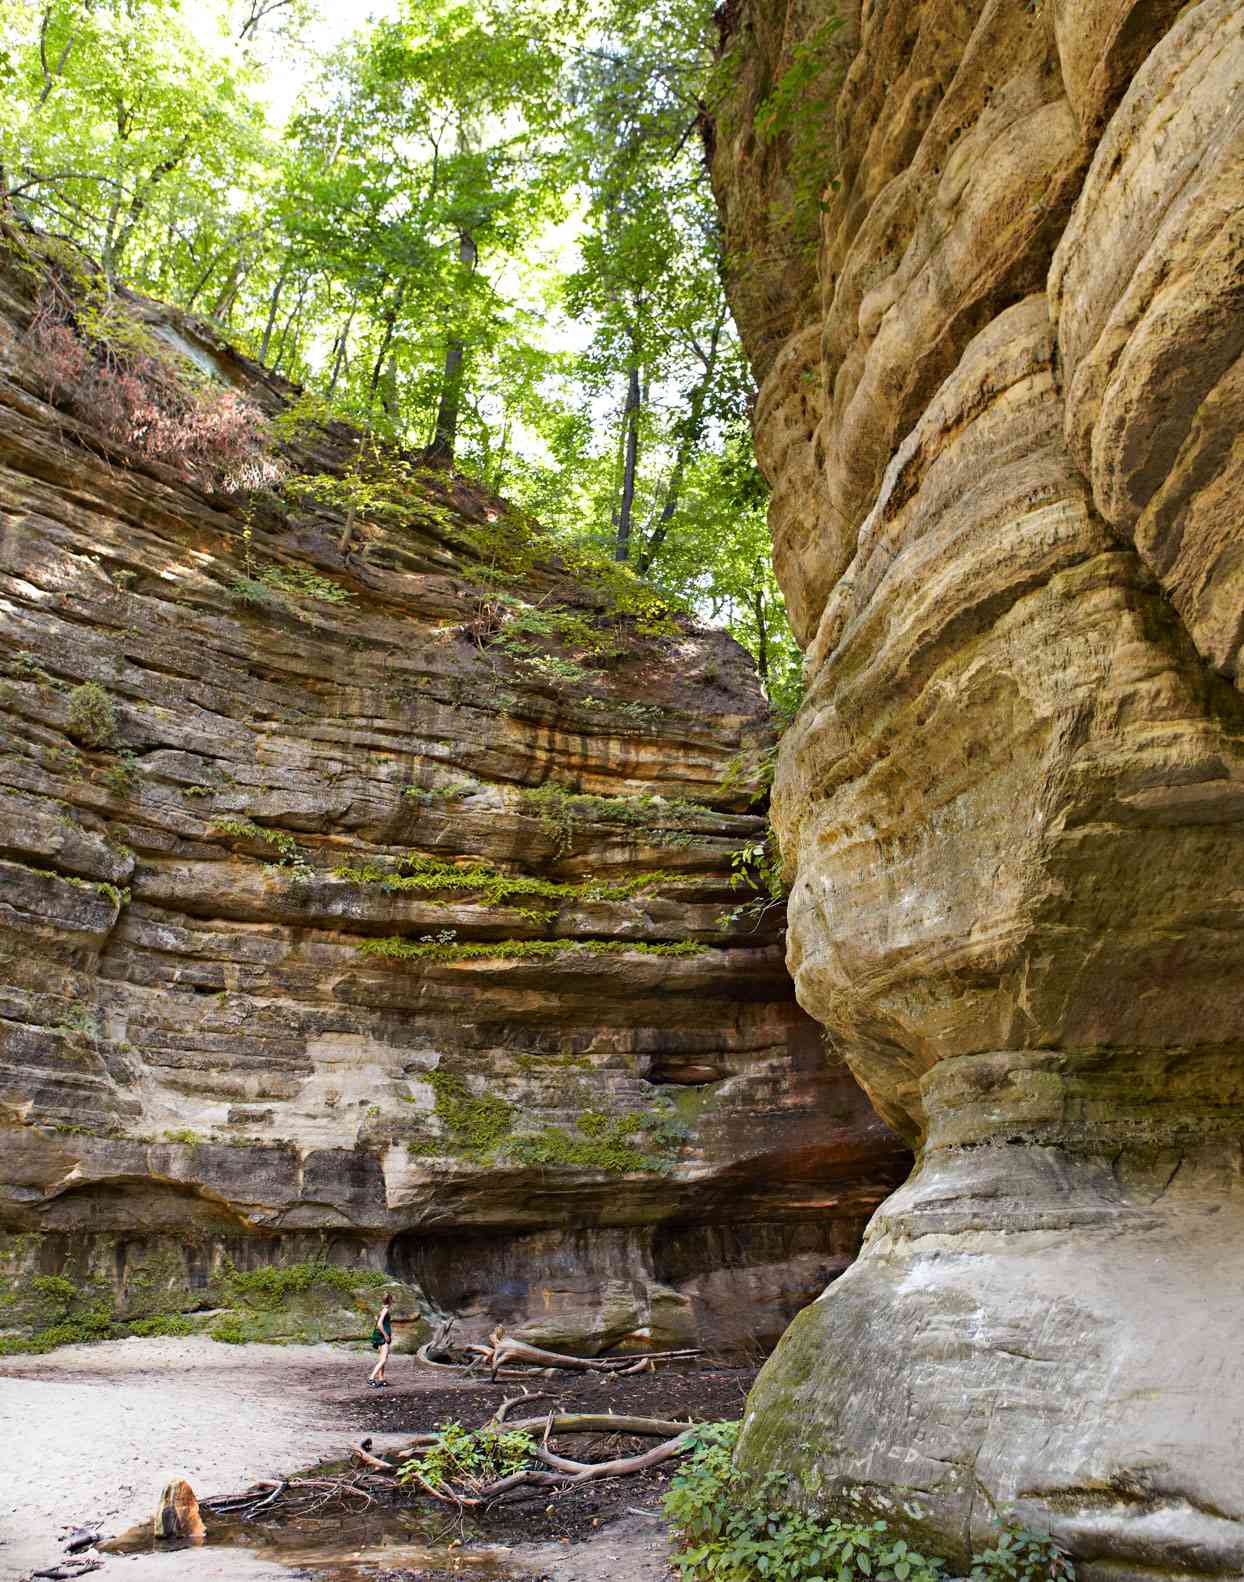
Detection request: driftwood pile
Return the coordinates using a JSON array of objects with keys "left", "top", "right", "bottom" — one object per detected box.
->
[
  {"left": 351, "top": 1390, "right": 703, "bottom": 1507},
  {"left": 193, "top": 1325, "right": 709, "bottom": 1521},
  {"left": 415, "top": 1320, "right": 703, "bottom": 1381}
]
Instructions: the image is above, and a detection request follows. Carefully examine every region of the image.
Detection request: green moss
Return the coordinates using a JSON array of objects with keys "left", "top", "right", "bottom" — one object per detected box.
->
[
  {"left": 66, "top": 681, "right": 117, "bottom": 748},
  {"left": 424, "top": 1070, "right": 515, "bottom": 1160},
  {"left": 510, "top": 1111, "right": 668, "bottom": 1173},
  {"left": 221, "top": 1259, "right": 384, "bottom": 1310},
  {"left": 53, "top": 1003, "right": 102, "bottom": 1041},
  {"left": 519, "top": 783, "right": 711, "bottom": 853},
  {"left": 7, "top": 860, "right": 129, "bottom": 908},
  {"left": 405, "top": 780, "right": 479, "bottom": 804},
  {"left": 333, "top": 853, "right": 697, "bottom": 916},
  {"left": 513, "top": 1049, "right": 592, "bottom": 1073},
  {"left": 358, "top": 935, "right": 705, "bottom": 964}
]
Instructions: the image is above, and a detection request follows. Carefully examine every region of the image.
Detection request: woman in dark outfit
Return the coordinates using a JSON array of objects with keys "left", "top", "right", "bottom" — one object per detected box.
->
[{"left": 368, "top": 1293, "right": 393, "bottom": 1388}]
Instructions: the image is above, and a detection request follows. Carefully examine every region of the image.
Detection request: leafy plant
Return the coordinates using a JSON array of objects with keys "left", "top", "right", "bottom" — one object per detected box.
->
[
  {"left": 398, "top": 1421, "right": 537, "bottom": 1494},
  {"left": 231, "top": 561, "right": 354, "bottom": 618},
  {"left": 424, "top": 1070, "right": 515, "bottom": 1160},
  {"left": 665, "top": 1423, "right": 1077, "bottom": 1582},
  {"left": 969, "top": 1521, "right": 1076, "bottom": 1582},
  {"left": 66, "top": 681, "right": 117, "bottom": 748},
  {"left": 210, "top": 817, "right": 309, "bottom": 872},
  {"left": 100, "top": 750, "right": 139, "bottom": 797},
  {"left": 753, "top": 14, "right": 846, "bottom": 248}
]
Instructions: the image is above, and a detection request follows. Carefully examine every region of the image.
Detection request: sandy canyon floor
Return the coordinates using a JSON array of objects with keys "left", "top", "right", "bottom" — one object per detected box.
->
[{"left": 0, "top": 1338, "right": 751, "bottom": 1582}]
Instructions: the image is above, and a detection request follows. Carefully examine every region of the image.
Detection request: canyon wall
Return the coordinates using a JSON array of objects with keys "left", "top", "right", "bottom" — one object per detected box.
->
[
  {"left": 0, "top": 243, "right": 907, "bottom": 1353},
  {"left": 710, "top": 0, "right": 1244, "bottom": 1575}
]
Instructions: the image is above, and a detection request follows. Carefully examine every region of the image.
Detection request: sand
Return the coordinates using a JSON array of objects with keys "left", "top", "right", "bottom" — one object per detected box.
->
[
  {"left": 0, "top": 1337, "right": 674, "bottom": 1582},
  {"left": 0, "top": 1337, "right": 374, "bottom": 1581}
]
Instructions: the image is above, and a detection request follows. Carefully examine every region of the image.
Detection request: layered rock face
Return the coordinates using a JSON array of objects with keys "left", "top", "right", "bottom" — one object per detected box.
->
[
  {"left": 0, "top": 245, "right": 907, "bottom": 1353},
  {"left": 711, "top": 0, "right": 1244, "bottom": 1573}
]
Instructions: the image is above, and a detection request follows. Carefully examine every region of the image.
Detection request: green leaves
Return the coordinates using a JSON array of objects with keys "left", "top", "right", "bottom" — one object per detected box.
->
[{"left": 664, "top": 1422, "right": 1077, "bottom": 1582}]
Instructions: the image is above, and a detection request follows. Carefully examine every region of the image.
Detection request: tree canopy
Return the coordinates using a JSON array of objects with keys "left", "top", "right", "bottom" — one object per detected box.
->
[{"left": 0, "top": 0, "right": 801, "bottom": 713}]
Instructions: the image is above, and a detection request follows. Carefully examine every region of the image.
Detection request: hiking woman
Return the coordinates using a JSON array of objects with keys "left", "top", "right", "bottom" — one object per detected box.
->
[{"left": 368, "top": 1292, "right": 393, "bottom": 1388}]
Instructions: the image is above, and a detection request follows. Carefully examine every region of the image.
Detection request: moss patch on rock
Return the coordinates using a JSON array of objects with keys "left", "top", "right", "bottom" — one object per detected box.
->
[{"left": 359, "top": 935, "right": 706, "bottom": 964}]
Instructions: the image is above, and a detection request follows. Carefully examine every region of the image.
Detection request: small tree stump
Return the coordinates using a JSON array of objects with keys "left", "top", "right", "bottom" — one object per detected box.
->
[{"left": 154, "top": 1479, "right": 206, "bottom": 1542}]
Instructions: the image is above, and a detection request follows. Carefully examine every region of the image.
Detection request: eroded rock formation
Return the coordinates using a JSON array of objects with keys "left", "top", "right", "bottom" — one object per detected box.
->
[
  {"left": 711, "top": 0, "right": 1244, "bottom": 1574},
  {"left": 0, "top": 243, "right": 907, "bottom": 1354}
]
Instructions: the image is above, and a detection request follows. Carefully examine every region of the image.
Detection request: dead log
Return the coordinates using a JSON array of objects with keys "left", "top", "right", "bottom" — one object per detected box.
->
[
  {"left": 489, "top": 1390, "right": 555, "bottom": 1425},
  {"left": 153, "top": 1479, "right": 205, "bottom": 1541},
  {"left": 481, "top": 1329, "right": 700, "bottom": 1377},
  {"left": 351, "top": 1442, "right": 397, "bottom": 1474},
  {"left": 532, "top": 1431, "right": 692, "bottom": 1483}
]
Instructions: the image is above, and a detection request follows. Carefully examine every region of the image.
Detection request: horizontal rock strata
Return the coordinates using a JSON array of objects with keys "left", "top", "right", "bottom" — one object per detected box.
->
[
  {"left": 711, "top": 0, "right": 1244, "bottom": 1574},
  {"left": 0, "top": 243, "right": 907, "bottom": 1354}
]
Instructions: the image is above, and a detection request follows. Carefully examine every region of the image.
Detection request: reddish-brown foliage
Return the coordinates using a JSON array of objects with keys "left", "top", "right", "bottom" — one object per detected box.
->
[{"left": 28, "top": 289, "right": 277, "bottom": 493}]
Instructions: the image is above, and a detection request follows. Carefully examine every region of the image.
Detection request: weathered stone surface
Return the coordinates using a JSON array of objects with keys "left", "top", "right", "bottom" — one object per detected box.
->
[
  {"left": 711, "top": 0, "right": 1244, "bottom": 1571},
  {"left": 0, "top": 247, "right": 906, "bottom": 1355},
  {"left": 1052, "top": 0, "right": 1244, "bottom": 685}
]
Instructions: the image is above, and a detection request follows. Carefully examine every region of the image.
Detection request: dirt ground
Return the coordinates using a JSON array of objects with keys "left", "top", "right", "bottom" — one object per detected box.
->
[{"left": 0, "top": 1338, "right": 752, "bottom": 1582}]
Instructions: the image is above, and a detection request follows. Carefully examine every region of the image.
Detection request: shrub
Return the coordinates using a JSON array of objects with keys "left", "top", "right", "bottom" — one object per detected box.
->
[
  {"left": 124, "top": 1314, "right": 193, "bottom": 1339},
  {"left": 66, "top": 682, "right": 117, "bottom": 748},
  {"left": 29, "top": 283, "right": 276, "bottom": 494},
  {"left": 220, "top": 1259, "right": 383, "bottom": 1311},
  {"left": 664, "top": 1422, "right": 1076, "bottom": 1582},
  {"left": 398, "top": 1421, "right": 537, "bottom": 1494}
]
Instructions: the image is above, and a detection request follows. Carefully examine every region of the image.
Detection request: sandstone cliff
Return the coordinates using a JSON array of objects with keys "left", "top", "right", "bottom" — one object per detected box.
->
[
  {"left": 711, "top": 1, "right": 1244, "bottom": 1575},
  {"left": 0, "top": 238, "right": 907, "bottom": 1355}
]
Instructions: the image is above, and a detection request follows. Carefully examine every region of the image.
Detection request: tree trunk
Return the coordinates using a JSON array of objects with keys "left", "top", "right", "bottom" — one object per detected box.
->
[
  {"left": 750, "top": 568, "right": 769, "bottom": 682},
  {"left": 326, "top": 297, "right": 359, "bottom": 396},
  {"left": 258, "top": 259, "right": 292, "bottom": 365},
  {"left": 613, "top": 359, "right": 642, "bottom": 563},
  {"left": 367, "top": 282, "right": 406, "bottom": 411},
  {"left": 426, "top": 228, "right": 477, "bottom": 468},
  {"left": 637, "top": 312, "right": 725, "bottom": 574}
]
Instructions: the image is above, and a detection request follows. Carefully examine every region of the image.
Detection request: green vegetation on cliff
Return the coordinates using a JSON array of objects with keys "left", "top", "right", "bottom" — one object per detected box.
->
[
  {"left": 0, "top": 0, "right": 800, "bottom": 708},
  {"left": 358, "top": 935, "right": 706, "bottom": 964}
]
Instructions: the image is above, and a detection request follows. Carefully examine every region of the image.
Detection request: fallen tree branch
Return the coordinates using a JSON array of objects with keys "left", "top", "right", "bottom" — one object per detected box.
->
[
  {"left": 489, "top": 1390, "right": 555, "bottom": 1425},
  {"left": 533, "top": 1431, "right": 692, "bottom": 1483},
  {"left": 351, "top": 1442, "right": 397, "bottom": 1474}
]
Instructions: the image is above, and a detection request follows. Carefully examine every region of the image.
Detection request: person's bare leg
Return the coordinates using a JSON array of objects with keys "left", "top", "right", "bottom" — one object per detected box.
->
[{"left": 369, "top": 1342, "right": 389, "bottom": 1385}]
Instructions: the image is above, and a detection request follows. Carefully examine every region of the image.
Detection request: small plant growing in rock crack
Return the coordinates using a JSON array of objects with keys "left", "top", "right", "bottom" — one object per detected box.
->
[
  {"left": 100, "top": 750, "right": 138, "bottom": 797},
  {"left": 12, "top": 651, "right": 59, "bottom": 688},
  {"left": 66, "top": 681, "right": 117, "bottom": 748},
  {"left": 718, "top": 835, "right": 786, "bottom": 931},
  {"left": 210, "top": 817, "right": 310, "bottom": 874},
  {"left": 230, "top": 561, "right": 353, "bottom": 620},
  {"left": 54, "top": 1003, "right": 101, "bottom": 1041}
]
